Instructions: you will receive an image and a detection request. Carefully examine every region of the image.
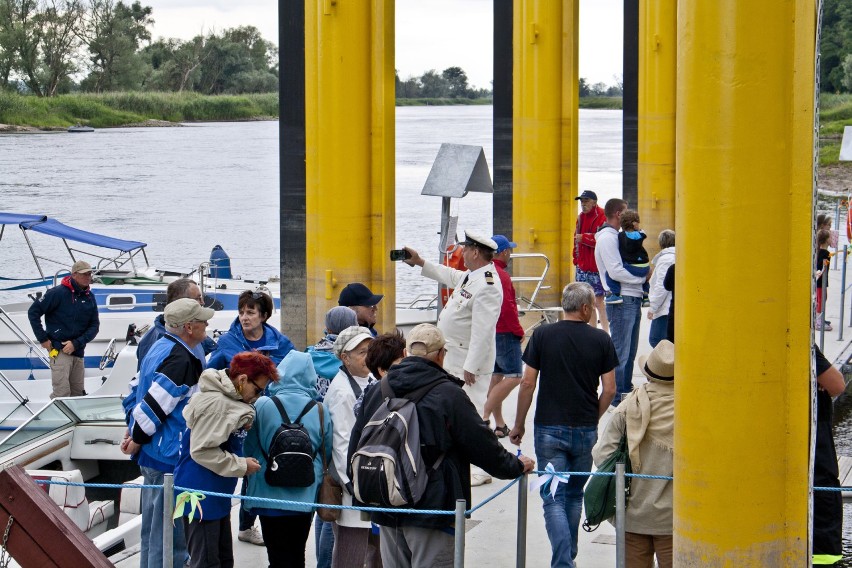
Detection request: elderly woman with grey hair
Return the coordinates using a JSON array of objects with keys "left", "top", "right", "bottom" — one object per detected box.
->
[{"left": 646, "top": 230, "right": 675, "bottom": 348}]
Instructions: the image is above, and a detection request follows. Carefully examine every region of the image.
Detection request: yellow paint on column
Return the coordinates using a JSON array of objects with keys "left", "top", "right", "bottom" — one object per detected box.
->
[
  {"left": 304, "top": 0, "right": 395, "bottom": 341},
  {"left": 674, "top": 0, "right": 814, "bottom": 565},
  {"left": 513, "top": 0, "right": 578, "bottom": 306},
  {"left": 637, "top": 0, "right": 675, "bottom": 260}
]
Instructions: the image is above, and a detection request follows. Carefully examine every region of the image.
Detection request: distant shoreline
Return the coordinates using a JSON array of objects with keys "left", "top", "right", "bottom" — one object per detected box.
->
[{"left": 0, "top": 92, "right": 627, "bottom": 134}]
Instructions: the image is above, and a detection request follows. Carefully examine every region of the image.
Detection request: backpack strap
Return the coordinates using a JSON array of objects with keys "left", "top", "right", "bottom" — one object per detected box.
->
[
  {"left": 294, "top": 400, "right": 317, "bottom": 423},
  {"left": 270, "top": 395, "right": 292, "bottom": 423},
  {"left": 340, "top": 365, "right": 363, "bottom": 398}
]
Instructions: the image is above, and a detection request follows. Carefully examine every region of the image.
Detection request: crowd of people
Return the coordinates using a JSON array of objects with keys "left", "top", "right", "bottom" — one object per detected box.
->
[{"left": 23, "top": 194, "right": 843, "bottom": 568}]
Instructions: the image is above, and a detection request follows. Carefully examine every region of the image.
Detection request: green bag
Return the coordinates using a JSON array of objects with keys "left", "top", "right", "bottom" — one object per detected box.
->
[{"left": 582, "top": 432, "right": 631, "bottom": 531}]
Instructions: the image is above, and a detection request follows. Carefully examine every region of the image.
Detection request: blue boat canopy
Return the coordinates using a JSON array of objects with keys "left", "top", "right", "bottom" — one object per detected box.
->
[{"left": 0, "top": 213, "right": 146, "bottom": 253}]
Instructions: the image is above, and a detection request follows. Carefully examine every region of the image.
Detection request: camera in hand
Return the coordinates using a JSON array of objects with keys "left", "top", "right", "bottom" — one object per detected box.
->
[{"left": 390, "top": 249, "right": 412, "bottom": 262}]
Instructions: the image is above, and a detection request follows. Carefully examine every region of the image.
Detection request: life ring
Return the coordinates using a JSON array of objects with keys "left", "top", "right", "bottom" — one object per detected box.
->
[
  {"left": 846, "top": 197, "right": 852, "bottom": 241},
  {"left": 440, "top": 245, "right": 467, "bottom": 306}
]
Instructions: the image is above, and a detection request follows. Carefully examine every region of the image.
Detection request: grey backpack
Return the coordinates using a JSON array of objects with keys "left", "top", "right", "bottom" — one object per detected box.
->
[{"left": 350, "top": 378, "right": 445, "bottom": 508}]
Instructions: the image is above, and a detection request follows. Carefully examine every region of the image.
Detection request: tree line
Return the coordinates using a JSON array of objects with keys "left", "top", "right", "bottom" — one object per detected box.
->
[
  {"left": 0, "top": 0, "right": 278, "bottom": 96},
  {"left": 821, "top": 0, "right": 852, "bottom": 92}
]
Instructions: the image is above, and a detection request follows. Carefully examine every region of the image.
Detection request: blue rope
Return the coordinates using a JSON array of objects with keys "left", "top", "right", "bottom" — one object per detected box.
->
[{"left": 466, "top": 476, "right": 521, "bottom": 514}]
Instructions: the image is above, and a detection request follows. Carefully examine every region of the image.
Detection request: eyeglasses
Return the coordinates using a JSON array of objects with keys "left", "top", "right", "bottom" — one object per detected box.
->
[
  {"left": 248, "top": 378, "right": 265, "bottom": 393},
  {"left": 189, "top": 319, "right": 208, "bottom": 326}
]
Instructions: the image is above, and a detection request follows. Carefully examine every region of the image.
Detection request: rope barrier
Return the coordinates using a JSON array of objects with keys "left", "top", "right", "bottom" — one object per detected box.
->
[{"left": 466, "top": 476, "right": 521, "bottom": 515}]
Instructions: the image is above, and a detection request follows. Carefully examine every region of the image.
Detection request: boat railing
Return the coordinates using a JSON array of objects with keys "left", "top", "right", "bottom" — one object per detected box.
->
[
  {"left": 0, "top": 306, "right": 49, "bottom": 368},
  {"left": 398, "top": 293, "right": 440, "bottom": 311},
  {"left": 509, "top": 253, "right": 552, "bottom": 311}
]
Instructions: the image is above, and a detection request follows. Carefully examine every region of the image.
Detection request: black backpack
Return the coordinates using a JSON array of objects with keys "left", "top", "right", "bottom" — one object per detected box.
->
[{"left": 261, "top": 397, "right": 317, "bottom": 487}]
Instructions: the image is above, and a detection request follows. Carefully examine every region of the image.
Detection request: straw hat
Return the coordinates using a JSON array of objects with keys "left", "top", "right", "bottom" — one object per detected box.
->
[{"left": 638, "top": 340, "right": 674, "bottom": 383}]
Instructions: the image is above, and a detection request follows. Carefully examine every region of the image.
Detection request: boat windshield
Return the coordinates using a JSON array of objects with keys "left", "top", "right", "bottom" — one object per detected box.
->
[{"left": 0, "top": 396, "right": 125, "bottom": 455}]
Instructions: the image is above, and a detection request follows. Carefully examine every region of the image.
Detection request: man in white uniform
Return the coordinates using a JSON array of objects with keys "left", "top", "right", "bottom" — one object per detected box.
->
[{"left": 403, "top": 230, "right": 503, "bottom": 416}]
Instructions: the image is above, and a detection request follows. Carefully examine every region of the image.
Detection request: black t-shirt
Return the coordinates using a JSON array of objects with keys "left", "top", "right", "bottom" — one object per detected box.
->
[
  {"left": 815, "top": 345, "right": 833, "bottom": 424},
  {"left": 816, "top": 249, "right": 831, "bottom": 288},
  {"left": 522, "top": 320, "right": 618, "bottom": 427}
]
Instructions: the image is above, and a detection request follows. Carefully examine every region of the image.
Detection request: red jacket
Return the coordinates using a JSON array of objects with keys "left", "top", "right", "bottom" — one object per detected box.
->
[
  {"left": 573, "top": 205, "right": 606, "bottom": 272},
  {"left": 494, "top": 259, "right": 525, "bottom": 337}
]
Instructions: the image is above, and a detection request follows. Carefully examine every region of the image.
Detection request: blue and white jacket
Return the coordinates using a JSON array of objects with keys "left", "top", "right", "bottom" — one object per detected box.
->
[{"left": 125, "top": 334, "right": 203, "bottom": 472}]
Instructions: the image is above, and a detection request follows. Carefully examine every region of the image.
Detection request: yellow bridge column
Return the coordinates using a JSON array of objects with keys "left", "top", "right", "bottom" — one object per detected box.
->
[
  {"left": 305, "top": 0, "right": 395, "bottom": 341},
  {"left": 674, "top": 0, "right": 814, "bottom": 565},
  {"left": 513, "top": 0, "right": 578, "bottom": 306},
  {"left": 637, "top": 0, "right": 675, "bottom": 259}
]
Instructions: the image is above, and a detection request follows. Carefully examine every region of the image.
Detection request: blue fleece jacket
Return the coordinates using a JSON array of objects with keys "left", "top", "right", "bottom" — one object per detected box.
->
[
  {"left": 207, "top": 317, "right": 294, "bottom": 370},
  {"left": 244, "top": 350, "right": 333, "bottom": 514}
]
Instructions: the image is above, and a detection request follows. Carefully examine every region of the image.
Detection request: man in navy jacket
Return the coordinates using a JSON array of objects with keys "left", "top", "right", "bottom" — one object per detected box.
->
[{"left": 28, "top": 260, "right": 100, "bottom": 398}]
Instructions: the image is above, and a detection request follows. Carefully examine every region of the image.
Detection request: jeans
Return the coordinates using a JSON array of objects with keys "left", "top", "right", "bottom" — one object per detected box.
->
[
  {"left": 140, "top": 466, "right": 187, "bottom": 568},
  {"left": 315, "top": 515, "right": 335, "bottom": 568},
  {"left": 648, "top": 316, "right": 669, "bottom": 348},
  {"left": 534, "top": 424, "right": 598, "bottom": 568},
  {"left": 607, "top": 295, "right": 642, "bottom": 406}
]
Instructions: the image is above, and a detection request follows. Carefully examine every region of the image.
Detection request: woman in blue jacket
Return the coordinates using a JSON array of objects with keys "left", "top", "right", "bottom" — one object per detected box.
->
[
  {"left": 207, "top": 290, "right": 295, "bottom": 370},
  {"left": 244, "top": 349, "right": 333, "bottom": 568}
]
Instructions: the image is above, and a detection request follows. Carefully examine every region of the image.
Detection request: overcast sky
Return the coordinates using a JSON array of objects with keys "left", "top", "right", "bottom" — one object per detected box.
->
[{"left": 141, "top": 0, "right": 623, "bottom": 89}]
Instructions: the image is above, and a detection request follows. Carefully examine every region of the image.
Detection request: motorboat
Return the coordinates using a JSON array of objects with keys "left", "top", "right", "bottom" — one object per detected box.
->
[
  {"left": 0, "top": 395, "right": 143, "bottom": 564},
  {"left": 67, "top": 124, "right": 95, "bottom": 133},
  {"left": 0, "top": 212, "right": 281, "bottom": 421}
]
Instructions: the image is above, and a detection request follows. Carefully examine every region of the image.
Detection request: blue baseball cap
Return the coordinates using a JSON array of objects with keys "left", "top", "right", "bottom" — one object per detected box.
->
[
  {"left": 491, "top": 235, "right": 517, "bottom": 254},
  {"left": 575, "top": 190, "right": 598, "bottom": 201}
]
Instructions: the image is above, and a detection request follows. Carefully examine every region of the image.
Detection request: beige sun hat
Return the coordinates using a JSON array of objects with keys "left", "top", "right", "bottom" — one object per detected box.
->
[{"left": 637, "top": 340, "right": 674, "bottom": 383}]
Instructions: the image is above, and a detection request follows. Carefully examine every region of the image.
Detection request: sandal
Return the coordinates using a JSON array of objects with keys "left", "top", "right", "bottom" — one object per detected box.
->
[{"left": 494, "top": 424, "right": 510, "bottom": 438}]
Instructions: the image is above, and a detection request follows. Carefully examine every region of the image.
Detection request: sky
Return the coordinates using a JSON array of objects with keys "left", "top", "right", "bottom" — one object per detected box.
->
[{"left": 141, "top": 0, "right": 624, "bottom": 90}]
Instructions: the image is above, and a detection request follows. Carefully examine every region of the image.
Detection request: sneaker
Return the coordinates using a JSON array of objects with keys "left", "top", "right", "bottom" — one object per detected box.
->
[
  {"left": 238, "top": 526, "right": 265, "bottom": 546},
  {"left": 605, "top": 294, "right": 623, "bottom": 305},
  {"left": 471, "top": 473, "right": 493, "bottom": 487},
  {"left": 816, "top": 321, "right": 834, "bottom": 332},
  {"left": 641, "top": 295, "right": 650, "bottom": 308}
]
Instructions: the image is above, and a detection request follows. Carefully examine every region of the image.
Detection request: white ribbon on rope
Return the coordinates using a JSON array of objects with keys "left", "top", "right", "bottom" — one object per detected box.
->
[{"left": 530, "top": 462, "right": 571, "bottom": 500}]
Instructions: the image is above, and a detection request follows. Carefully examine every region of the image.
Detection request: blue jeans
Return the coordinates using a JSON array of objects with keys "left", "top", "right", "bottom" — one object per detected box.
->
[
  {"left": 607, "top": 295, "right": 642, "bottom": 406},
  {"left": 140, "top": 466, "right": 187, "bottom": 568},
  {"left": 534, "top": 424, "right": 598, "bottom": 568},
  {"left": 314, "top": 514, "right": 335, "bottom": 568},
  {"left": 648, "top": 315, "right": 669, "bottom": 348}
]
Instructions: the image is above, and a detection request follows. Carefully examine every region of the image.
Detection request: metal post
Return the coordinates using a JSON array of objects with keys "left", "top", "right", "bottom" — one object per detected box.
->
[
  {"left": 163, "top": 473, "right": 174, "bottom": 568},
  {"left": 840, "top": 245, "right": 847, "bottom": 340},
  {"left": 820, "top": 269, "right": 828, "bottom": 351},
  {"left": 834, "top": 200, "right": 841, "bottom": 269},
  {"left": 516, "top": 474, "right": 528, "bottom": 568},
  {"left": 454, "top": 499, "right": 466, "bottom": 568},
  {"left": 615, "top": 462, "right": 626, "bottom": 568}
]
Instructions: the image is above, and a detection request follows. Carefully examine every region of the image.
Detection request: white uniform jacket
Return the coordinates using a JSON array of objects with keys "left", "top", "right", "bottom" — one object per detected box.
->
[{"left": 421, "top": 260, "right": 503, "bottom": 377}]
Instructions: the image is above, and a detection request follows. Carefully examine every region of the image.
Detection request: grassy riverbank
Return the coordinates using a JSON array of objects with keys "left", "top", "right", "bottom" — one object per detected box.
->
[{"left": 0, "top": 91, "right": 278, "bottom": 129}]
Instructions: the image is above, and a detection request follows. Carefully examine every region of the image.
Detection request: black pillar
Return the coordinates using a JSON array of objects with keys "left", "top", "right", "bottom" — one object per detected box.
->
[
  {"left": 622, "top": 0, "right": 639, "bottom": 207},
  {"left": 493, "top": 0, "right": 513, "bottom": 240},
  {"left": 279, "top": 0, "right": 307, "bottom": 349}
]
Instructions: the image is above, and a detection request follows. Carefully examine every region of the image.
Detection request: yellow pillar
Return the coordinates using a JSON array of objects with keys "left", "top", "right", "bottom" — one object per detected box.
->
[
  {"left": 637, "top": 0, "right": 675, "bottom": 260},
  {"left": 513, "top": 0, "right": 578, "bottom": 306},
  {"left": 674, "top": 0, "right": 814, "bottom": 565},
  {"left": 305, "top": 0, "right": 395, "bottom": 341}
]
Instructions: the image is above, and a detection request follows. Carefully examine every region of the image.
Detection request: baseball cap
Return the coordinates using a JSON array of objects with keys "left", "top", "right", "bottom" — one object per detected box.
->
[
  {"left": 333, "top": 326, "right": 374, "bottom": 358},
  {"left": 458, "top": 230, "right": 498, "bottom": 251},
  {"left": 491, "top": 235, "right": 517, "bottom": 254},
  {"left": 338, "top": 283, "right": 384, "bottom": 307},
  {"left": 164, "top": 297, "right": 215, "bottom": 327},
  {"left": 574, "top": 190, "right": 598, "bottom": 201},
  {"left": 406, "top": 324, "right": 446, "bottom": 357},
  {"left": 71, "top": 260, "right": 93, "bottom": 274}
]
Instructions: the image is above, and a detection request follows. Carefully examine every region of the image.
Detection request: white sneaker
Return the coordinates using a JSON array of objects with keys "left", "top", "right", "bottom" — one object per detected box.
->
[
  {"left": 471, "top": 473, "right": 493, "bottom": 486},
  {"left": 238, "top": 526, "right": 265, "bottom": 546}
]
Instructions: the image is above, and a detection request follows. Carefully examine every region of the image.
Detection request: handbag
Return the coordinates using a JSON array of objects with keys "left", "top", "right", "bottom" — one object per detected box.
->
[
  {"left": 316, "top": 403, "right": 343, "bottom": 522},
  {"left": 582, "top": 431, "right": 631, "bottom": 531}
]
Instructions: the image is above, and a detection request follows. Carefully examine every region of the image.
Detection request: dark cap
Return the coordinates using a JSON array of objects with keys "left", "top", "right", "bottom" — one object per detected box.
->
[
  {"left": 338, "top": 283, "right": 384, "bottom": 308},
  {"left": 574, "top": 190, "right": 598, "bottom": 201}
]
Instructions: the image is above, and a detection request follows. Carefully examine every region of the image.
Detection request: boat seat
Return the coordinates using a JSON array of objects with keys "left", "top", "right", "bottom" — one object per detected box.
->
[
  {"left": 118, "top": 475, "right": 143, "bottom": 526},
  {"left": 26, "top": 468, "right": 115, "bottom": 537}
]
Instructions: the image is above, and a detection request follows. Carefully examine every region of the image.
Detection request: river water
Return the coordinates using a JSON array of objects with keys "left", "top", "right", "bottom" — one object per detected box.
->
[{"left": 0, "top": 106, "right": 622, "bottom": 302}]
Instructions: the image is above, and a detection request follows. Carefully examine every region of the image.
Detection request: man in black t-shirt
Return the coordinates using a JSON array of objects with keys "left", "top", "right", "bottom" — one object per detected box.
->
[{"left": 509, "top": 282, "right": 617, "bottom": 568}]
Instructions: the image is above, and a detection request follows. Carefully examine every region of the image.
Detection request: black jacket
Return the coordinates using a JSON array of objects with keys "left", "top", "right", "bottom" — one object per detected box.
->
[
  {"left": 347, "top": 356, "right": 524, "bottom": 529},
  {"left": 27, "top": 276, "right": 99, "bottom": 357}
]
